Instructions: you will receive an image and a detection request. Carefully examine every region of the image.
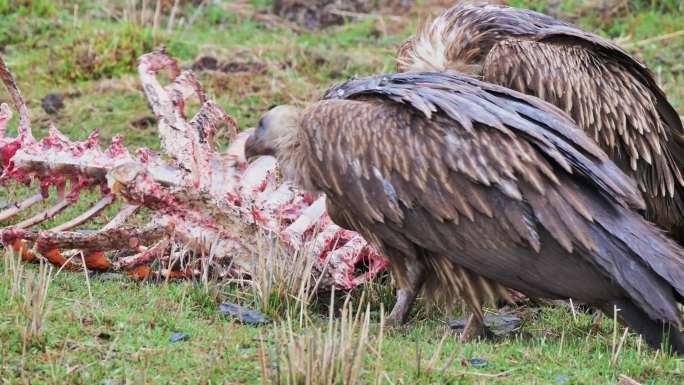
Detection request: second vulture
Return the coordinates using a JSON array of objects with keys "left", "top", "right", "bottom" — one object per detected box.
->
[
  {"left": 245, "top": 72, "right": 684, "bottom": 354},
  {"left": 397, "top": 2, "right": 684, "bottom": 242}
]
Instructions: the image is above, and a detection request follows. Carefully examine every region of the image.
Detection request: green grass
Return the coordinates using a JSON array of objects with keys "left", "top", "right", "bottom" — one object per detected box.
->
[
  {"left": 2, "top": 259, "right": 682, "bottom": 384},
  {"left": 0, "top": 263, "right": 263, "bottom": 384},
  {"left": 1, "top": 0, "right": 684, "bottom": 384}
]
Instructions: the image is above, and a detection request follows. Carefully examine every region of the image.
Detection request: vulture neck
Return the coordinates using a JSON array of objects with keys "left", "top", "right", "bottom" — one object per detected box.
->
[
  {"left": 399, "top": 10, "right": 491, "bottom": 76},
  {"left": 274, "top": 122, "right": 315, "bottom": 193}
]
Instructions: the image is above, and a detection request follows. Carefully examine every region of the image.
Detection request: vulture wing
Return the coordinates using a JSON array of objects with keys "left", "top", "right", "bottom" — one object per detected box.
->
[
  {"left": 483, "top": 26, "right": 684, "bottom": 217},
  {"left": 301, "top": 73, "right": 684, "bottom": 323}
]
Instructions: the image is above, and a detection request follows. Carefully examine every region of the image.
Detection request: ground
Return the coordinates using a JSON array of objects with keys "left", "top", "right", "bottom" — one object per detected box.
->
[{"left": 1, "top": 1, "right": 683, "bottom": 384}]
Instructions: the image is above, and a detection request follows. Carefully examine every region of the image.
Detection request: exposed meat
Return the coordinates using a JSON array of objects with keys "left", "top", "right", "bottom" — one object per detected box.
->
[{"left": 0, "top": 49, "right": 387, "bottom": 288}]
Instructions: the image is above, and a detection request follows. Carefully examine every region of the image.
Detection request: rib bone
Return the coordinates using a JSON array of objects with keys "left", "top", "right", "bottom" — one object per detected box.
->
[
  {"left": 102, "top": 204, "right": 139, "bottom": 231},
  {"left": 0, "top": 49, "right": 388, "bottom": 290},
  {"left": 0, "top": 55, "right": 31, "bottom": 137},
  {"left": 51, "top": 194, "right": 116, "bottom": 231},
  {"left": 0, "top": 193, "right": 45, "bottom": 222},
  {"left": 15, "top": 199, "right": 72, "bottom": 229}
]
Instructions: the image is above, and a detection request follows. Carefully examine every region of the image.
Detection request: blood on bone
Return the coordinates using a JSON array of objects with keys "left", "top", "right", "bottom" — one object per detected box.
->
[
  {"left": 127, "top": 265, "right": 152, "bottom": 280},
  {"left": 0, "top": 50, "right": 389, "bottom": 289},
  {"left": 83, "top": 251, "right": 112, "bottom": 271},
  {"left": 1, "top": 140, "right": 21, "bottom": 168}
]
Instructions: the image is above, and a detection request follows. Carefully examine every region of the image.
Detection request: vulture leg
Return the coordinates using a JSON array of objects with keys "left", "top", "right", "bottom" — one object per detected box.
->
[
  {"left": 590, "top": 311, "right": 605, "bottom": 334},
  {"left": 387, "top": 257, "right": 425, "bottom": 325},
  {"left": 608, "top": 299, "right": 684, "bottom": 355},
  {"left": 459, "top": 314, "right": 491, "bottom": 341},
  {"left": 387, "top": 286, "right": 421, "bottom": 325},
  {"left": 452, "top": 310, "right": 496, "bottom": 342}
]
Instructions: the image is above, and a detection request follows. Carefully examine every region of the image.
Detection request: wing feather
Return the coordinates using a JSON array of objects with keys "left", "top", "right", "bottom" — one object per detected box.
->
[{"left": 483, "top": 35, "right": 684, "bottom": 232}]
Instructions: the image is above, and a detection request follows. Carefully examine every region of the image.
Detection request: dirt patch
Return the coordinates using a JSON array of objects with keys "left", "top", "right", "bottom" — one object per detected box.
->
[
  {"left": 192, "top": 55, "right": 267, "bottom": 74},
  {"left": 272, "top": 0, "right": 415, "bottom": 30},
  {"left": 130, "top": 116, "right": 157, "bottom": 130},
  {"left": 40, "top": 93, "right": 65, "bottom": 115}
]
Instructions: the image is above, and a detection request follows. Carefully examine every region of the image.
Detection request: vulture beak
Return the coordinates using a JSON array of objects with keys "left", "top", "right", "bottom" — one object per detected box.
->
[
  {"left": 244, "top": 131, "right": 259, "bottom": 160},
  {"left": 245, "top": 105, "right": 297, "bottom": 160},
  {"left": 244, "top": 125, "right": 274, "bottom": 160}
]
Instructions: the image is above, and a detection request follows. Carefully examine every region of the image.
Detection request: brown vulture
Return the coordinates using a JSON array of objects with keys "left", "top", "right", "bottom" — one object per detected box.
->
[
  {"left": 397, "top": 2, "right": 684, "bottom": 243},
  {"left": 245, "top": 72, "right": 684, "bottom": 353}
]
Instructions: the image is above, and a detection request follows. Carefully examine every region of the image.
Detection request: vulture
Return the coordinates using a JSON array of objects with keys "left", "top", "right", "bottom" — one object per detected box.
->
[
  {"left": 245, "top": 72, "right": 684, "bottom": 353},
  {"left": 397, "top": 2, "right": 684, "bottom": 243}
]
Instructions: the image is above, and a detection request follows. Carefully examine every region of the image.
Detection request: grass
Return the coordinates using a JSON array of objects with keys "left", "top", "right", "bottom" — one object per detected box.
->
[
  {"left": 1, "top": 0, "right": 683, "bottom": 384},
  {"left": 2, "top": 262, "right": 682, "bottom": 384}
]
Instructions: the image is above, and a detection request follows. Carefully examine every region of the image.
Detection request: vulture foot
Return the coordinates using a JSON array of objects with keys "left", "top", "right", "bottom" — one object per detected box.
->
[
  {"left": 453, "top": 314, "right": 493, "bottom": 342},
  {"left": 387, "top": 286, "right": 420, "bottom": 325},
  {"left": 608, "top": 300, "right": 684, "bottom": 355},
  {"left": 387, "top": 262, "right": 425, "bottom": 325}
]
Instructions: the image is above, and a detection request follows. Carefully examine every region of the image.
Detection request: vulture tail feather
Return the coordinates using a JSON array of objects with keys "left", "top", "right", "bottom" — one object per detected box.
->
[
  {"left": 608, "top": 299, "right": 684, "bottom": 355},
  {"left": 586, "top": 193, "right": 684, "bottom": 326}
]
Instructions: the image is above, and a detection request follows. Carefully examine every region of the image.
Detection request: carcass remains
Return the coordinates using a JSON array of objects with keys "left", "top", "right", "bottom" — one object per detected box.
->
[{"left": 0, "top": 50, "right": 387, "bottom": 290}]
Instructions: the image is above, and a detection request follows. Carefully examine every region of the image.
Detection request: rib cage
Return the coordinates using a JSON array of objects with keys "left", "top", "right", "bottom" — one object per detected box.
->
[{"left": 0, "top": 50, "right": 387, "bottom": 288}]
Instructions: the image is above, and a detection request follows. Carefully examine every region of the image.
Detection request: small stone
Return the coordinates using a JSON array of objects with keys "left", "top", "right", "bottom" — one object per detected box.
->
[
  {"left": 449, "top": 314, "right": 522, "bottom": 337},
  {"left": 41, "top": 93, "right": 65, "bottom": 114},
  {"left": 170, "top": 332, "right": 190, "bottom": 343},
  {"left": 469, "top": 358, "right": 488, "bottom": 368},
  {"left": 556, "top": 375, "right": 569, "bottom": 384},
  {"left": 96, "top": 332, "right": 112, "bottom": 340},
  {"left": 218, "top": 303, "right": 272, "bottom": 325}
]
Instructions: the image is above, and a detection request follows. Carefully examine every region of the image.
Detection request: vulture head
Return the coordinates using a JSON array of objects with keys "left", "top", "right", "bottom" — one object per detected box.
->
[
  {"left": 245, "top": 105, "right": 301, "bottom": 158},
  {"left": 245, "top": 105, "right": 310, "bottom": 189}
]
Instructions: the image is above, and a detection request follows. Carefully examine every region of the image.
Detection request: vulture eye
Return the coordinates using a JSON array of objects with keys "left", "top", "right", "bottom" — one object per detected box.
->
[{"left": 256, "top": 117, "right": 266, "bottom": 134}]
